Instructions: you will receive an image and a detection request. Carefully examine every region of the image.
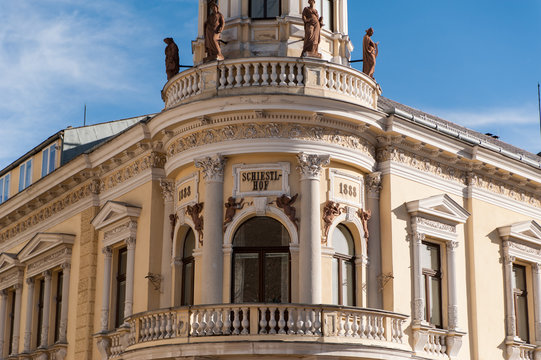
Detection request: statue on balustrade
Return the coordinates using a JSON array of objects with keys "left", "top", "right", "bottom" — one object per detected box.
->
[
  {"left": 302, "top": 0, "right": 323, "bottom": 58},
  {"left": 164, "top": 37, "right": 179, "bottom": 80},
  {"left": 362, "top": 27, "right": 379, "bottom": 79},
  {"left": 204, "top": 2, "right": 225, "bottom": 62}
]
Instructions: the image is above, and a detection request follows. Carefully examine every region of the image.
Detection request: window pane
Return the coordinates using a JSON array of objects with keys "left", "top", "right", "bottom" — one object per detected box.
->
[
  {"left": 0, "top": 177, "right": 3, "bottom": 203},
  {"left": 182, "top": 261, "right": 194, "bottom": 306},
  {"left": 3, "top": 175, "right": 9, "bottom": 202},
  {"left": 233, "top": 217, "right": 289, "bottom": 247},
  {"left": 250, "top": 0, "right": 265, "bottom": 18},
  {"left": 49, "top": 146, "right": 56, "bottom": 173},
  {"left": 116, "top": 279, "right": 126, "bottom": 327},
  {"left": 429, "top": 277, "right": 442, "bottom": 327},
  {"left": 332, "top": 258, "right": 339, "bottom": 304},
  {"left": 343, "top": 261, "right": 354, "bottom": 306},
  {"left": 183, "top": 228, "right": 195, "bottom": 258},
  {"left": 119, "top": 249, "right": 127, "bottom": 276},
  {"left": 322, "top": 0, "right": 332, "bottom": 30},
  {"left": 25, "top": 160, "right": 32, "bottom": 188},
  {"left": 267, "top": 0, "right": 279, "bottom": 17},
  {"left": 19, "top": 165, "right": 25, "bottom": 191},
  {"left": 42, "top": 148, "right": 49, "bottom": 177},
  {"left": 516, "top": 295, "right": 529, "bottom": 342},
  {"left": 513, "top": 265, "right": 527, "bottom": 291},
  {"left": 234, "top": 253, "right": 260, "bottom": 303},
  {"left": 421, "top": 242, "right": 440, "bottom": 271},
  {"left": 333, "top": 224, "right": 354, "bottom": 255},
  {"left": 264, "top": 253, "right": 289, "bottom": 303}
]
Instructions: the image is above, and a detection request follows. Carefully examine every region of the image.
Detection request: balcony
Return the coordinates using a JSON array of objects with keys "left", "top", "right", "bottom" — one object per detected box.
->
[
  {"left": 161, "top": 57, "right": 381, "bottom": 112},
  {"left": 97, "top": 303, "right": 409, "bottom": 359}
]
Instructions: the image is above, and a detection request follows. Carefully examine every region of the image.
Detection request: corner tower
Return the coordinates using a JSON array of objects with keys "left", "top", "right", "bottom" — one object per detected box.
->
[{"left": 192, "top": 0, "right": 352, "bottom": 65}]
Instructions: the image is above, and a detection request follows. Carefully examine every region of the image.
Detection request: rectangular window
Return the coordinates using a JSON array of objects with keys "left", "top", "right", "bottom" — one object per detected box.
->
[
  {"left": 421, "top": 241, "right": 442, "bottom": 328},
  {"left": 18, "top": 159, "right": 32, "bottom": 191},
  {"left": 41, "top": 144, "right": 57, "bottom": 178},
  {"left": 513, "top": 264, "right": 530, "bottom": 343},
  {"left": 54, "top": 271, "right": 63, "bottom": 342},
  {"left": 312, "top": 0, "right": 333, "bottom": 31},
  {"left": 115, "top": 248, "right": 127, "bottom": 328},
  {"left": 7, "top": 290, "right": 15, "bottom": 356},
  {"left": 0, "top": 174, "right": 9, "bottom": 204},
  {"left": 36, "top": 278, "right": 45, "bottom": 347},
  {"left": 250, "top": 0, "right": 280, "bottom": 19}
]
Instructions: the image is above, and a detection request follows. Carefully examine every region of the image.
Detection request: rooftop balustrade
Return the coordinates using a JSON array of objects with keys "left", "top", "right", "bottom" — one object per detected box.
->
[{"left": 162, "top": 57, "right": 381, "bottom": 111}]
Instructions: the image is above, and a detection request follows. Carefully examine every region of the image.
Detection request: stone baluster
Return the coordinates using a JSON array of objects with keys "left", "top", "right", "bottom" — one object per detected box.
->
[
  {"left": 219, "top": 65, "right": 226, "bottom": 89},
  {"left": 279, "top": 63, "right": 287, "bottom": 86},
  {"left": 241, "top": 307, "right": 249, "bottom": 335},
  {"left": 269, "top": 307, "right": 277, "bottom": 334},
  {"left": 287, "top": 63, "right": 295, "bottom": 86},
  {"left": 253, "top": 63, "right": 260, "bottom": 85},
  {"left": 243, "top": 64, "right": 251, "bottom": 86},
  {"left": 287, "top": 307, "right": 295, "bottom": 334},
  {"left": 232, "top": 308, "right": 240, "bottom": 335},
  {"left": 261, "top": 63, "right": 269, "bottom": 85},
  {"left": 195, "top": 155, "right": 226, "bottom": 305},
  {"left": 234, "top": 65, "right": 242, "bottom": 87},
  {"left": 278, "top": 308, "right": 286, "bottom": 334},
  {"left": 259, "top": 308, "right": 268, "bottom": 334},
  {"left": 226, "top": 65, "right": 234, "bottom": 88},
  {"left": 39, "top": 271, "right": 52, "bottom": 348},
  {"left": 270, "top": 63, "right": 278, "bottom": 86},
  {"left": 297, "top": 153, "right": 330, "bottom": 304},
  {"left": 296, "top": 64, "right": 304, "bottom": 85}
]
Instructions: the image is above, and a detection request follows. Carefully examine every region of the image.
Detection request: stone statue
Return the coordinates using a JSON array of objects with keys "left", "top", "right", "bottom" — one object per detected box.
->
[
  {"left": 323, "top": 201, "right": 344, "bottom": 239},
  {"left": 302, "top": 0, "right": 323, "bottom": 58},
  {"left": 358, "top": 208, "right": 372, "bottom": 240},
  {"left": 164, "top": 37, "right": 179, "bottom": 80},
  {"left": 204, "top": 2, "right": 225, "bottom": 62},
  {"left": 186, "top": 203, "right": 204, "bottom": 243},
  {"left": 362, "top": 27, "right": 379, "bottom": 78},
  {"left": 276, "top": 194, "right": 299, "bottom": 229}
]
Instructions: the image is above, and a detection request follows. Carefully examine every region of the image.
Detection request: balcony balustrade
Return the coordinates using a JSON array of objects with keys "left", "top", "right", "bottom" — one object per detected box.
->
[
  {"left": 99, "top": 303, "right": 408, "bottom": 359},
  {"left": 161, "top": 57, "right": 381, "bottom": 111}
]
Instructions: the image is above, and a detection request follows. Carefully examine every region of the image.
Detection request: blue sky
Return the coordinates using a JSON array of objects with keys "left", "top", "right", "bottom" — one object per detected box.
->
[{"left": 0, "top": 0, "right": 540, "bottom": 170}]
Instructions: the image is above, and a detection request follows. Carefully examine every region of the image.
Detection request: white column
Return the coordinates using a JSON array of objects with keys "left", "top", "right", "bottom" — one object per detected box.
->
[
  {"left": 39, "top": 270, "right": 52, "bottom": 348},
  {"left": 447, "top": 240, "right": 459, "bottom": 330},
  {"left": 0, "top": 290, "right": 7, "bottom": 357},
  {"left": 533, "top": 263, "right": 541, "bottom": 345},
  {"left": 502, "top": 243, "right": 517, "bottom": 340},
  {"left": 195, "top": 155, "right": 226, "bottom": 304},
  {"left": 58, "top": 263, "right": 71, "bottom": 343},
  {"left": 297, "top": 153, "right": 329, "bottom": 304},
  {"left": 160, "top": 180, "right": 175, "bottom": 308},
  {"left": 23, "top": 278, "right": 34, "bottom": 353},
  {"left": 10, "top": 284, "right": 22, "bottom": 355},
  {"left": 124, "top": 236, "right": 136, "bottom": 319},
  {"left": 366, "top": 172, "right": 382, "bottom": 309},
  {"left": 412, "top": 229, "right": 425, "bottom": 324},
  {"left": 100, "top": 247, "right": 113, "bottom": 332}
]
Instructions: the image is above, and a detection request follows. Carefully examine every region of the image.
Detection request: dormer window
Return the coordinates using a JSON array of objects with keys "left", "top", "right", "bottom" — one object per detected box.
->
[
  {"left": 18, "top": 159, "right": 32, "bottom": 191},
  {"left": 250, "top": 0, "right": 280, "bottom": 19},
  {"left": 0, "top": 174, "right": 9, "bottom": 204},
  {"left": 41, "top": 143, "right": 57, "bottom": 178}
]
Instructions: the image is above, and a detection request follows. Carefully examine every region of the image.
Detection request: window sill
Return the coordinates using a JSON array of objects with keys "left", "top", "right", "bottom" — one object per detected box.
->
[
  {"left": 16, "top": 343, "right": 67, "bottom": 360},
  {"left": 412, "top": 324, "right": 465, "bottom": 359},
  {"left": 505, "top": 340, "right": 538, "bottom": 360}
]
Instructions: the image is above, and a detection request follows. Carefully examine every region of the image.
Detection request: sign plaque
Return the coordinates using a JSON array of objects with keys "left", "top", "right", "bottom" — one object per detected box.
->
[
  {"left": 328, "top": 169, "right": 364, "bottom": 207},
  {"left": 176, "top": 173, "right": 199, "bottom": 210},
  {"left": 233, "top": 162, "right": 290, "bottom": 197}
]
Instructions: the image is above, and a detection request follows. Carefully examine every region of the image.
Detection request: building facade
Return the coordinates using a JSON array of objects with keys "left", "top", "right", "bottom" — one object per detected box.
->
[{"left": 0, "top": 1, "right": 540, "bottom": 360}]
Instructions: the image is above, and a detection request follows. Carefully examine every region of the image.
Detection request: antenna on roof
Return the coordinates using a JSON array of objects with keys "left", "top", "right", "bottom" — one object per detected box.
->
[{"left": 84, "top": 104, "right": 87, "bottom": 127}]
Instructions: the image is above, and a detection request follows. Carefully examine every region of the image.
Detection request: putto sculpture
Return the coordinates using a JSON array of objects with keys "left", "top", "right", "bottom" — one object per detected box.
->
[
  {"left": 302, "top": 0, "right": 323, "bottom": 58},
  {"left": 163, "top": 37, "right": 180, "bottom": 80},
  {"left": 362, "top": 27, "right": 379, "bottom": 78},
  {"left": 204, "top": 2, "right": 225, "bottom": 62},
  {"left": 276, "top": 194, "right": 299, "bottom": 230}
]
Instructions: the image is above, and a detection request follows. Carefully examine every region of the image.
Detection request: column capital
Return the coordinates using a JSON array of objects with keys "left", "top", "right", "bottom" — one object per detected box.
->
[
  {"left": 102, "top": 246, "right": 113, "bottom": 257},
  {"left": 447, "top": 240, "right": 459, "bottom": 251},
  {"left": 25, "top": 278, "right": 34, "bottom": 286},
  {"left": 160, "top": 179, "right": 175, "bottom": 202},
  {"left": 13, "top": 283, "right": 22, "bottom": 291},
  {"left": 195, "top": 154, "right": 226, "bottom": 182},
  {"left": 0, "top": 289, "right": 7, "bottom": 298},
  {"left": 534, "top": 263, "right": 541, "bottom": 273},
  {"left": 42, "top": 270, "right": 52, "bottom": 281},
  {"left": 126, "top": 236, "right": 136, "bottom": 249},
  {"left": 297, "top": 152, "right": 330, "bottom": 180},
  {"left": 366, "top": 172, "right": 382, "bottom": 196},
  {"left": 61, "top": 262, "right": 71, "bottom": 271},
  {"left": 503, "top": 254, "right": 516, "bottom": 266}
]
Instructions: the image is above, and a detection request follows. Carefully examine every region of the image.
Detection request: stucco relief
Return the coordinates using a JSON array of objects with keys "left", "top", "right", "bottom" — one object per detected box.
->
[
  {"left": 415, "top": 217, "right": 456, "bottom": 234},
  {"left": 100, "top": 152, "right": 166, "bottom": 192},
  {"left": 27, "top": 248, "right": 72, "bottom": 275},
  {"left": 508, "top": 240, "right": 541, "bottom": 257},
  {"left": 104, "top": 221, "right": 137, "bottom": 243},
  {"left": 166, "top": 123, "right": 375, "bottom": 158}
]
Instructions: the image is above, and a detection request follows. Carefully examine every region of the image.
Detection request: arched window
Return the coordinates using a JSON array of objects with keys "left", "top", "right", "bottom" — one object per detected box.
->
[
  {"left": 332, "top": 224, "right": 355, "bottom": 306},
  {"left": 181, "top": 228, "right": 196, "bottom": 306},
  {"left": 232, "top": 217, "right": 290, "bottom": 303}
]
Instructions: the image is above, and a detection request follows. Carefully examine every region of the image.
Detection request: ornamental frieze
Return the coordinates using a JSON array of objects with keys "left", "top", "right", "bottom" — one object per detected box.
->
[
  {"left": 99, "top": 151, "right": 167, "bottom": 193},
  {"left": 508, "top": 240, "right": 541, "bottom": 258},
  {"left": 0, "top": 182, "right": 98, "bottom": 244},
  {"left": 166, "top": 123, "right": 375, "bottom": 158},
  {"left": 415, "top": 217, "right": 456, "bottom": 234},
  {"left": 27, "top": 248, "right": 72, "bottom": 276}
]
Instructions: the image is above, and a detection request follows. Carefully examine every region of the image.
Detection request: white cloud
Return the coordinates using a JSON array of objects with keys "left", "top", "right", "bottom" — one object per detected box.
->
[{"left": 433, "top": 103, "right": 539, "bottom": 127}]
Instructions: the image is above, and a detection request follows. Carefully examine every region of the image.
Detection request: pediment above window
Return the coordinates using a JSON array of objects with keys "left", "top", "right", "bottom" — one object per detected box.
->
[
  {"left": 0, "top": 253, "right": 21, "bottom": 273},
  {"left": 91, "top": 201, "right": 142, "bottom": 231},
  {"left": 406, "top": 194, "right": 470, "bottom": 224},
  {"left": 407, "top": 194, "right": 470, "bottom": 241},
  {"left": 498, "top": 221, "right": 541, "bottom": 246},
  {"left": 18, "top": 233, "right": 75, "bottom": 278}
]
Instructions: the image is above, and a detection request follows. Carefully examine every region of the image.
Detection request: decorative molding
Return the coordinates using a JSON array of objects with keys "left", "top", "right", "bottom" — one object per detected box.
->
[
  {"left": 160, "top": 180, "right": 175, "bottom": 202},
  {"left": 18, "top": 233, "right": 75, "bottom": 278},
  {"left": 358, "top": 208, "right": 372, "bottom": 240},
  {"left": 322, "top": 201, "right": 344, "bottom": 241},
  {"left": 232, "top": 162, "right": 291, "bottom": 198},
  {"left": 366, "top": 171, "right": 382, "bottom": 196},
  {"left": 167, "top": 122, "right": 375, "bottom": 159},
  {"left": 194, "top": 155, "right": 226, "bottom": 182},
  {"left": 297, "top": 153, "right": 330, "bottom": 180}
]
